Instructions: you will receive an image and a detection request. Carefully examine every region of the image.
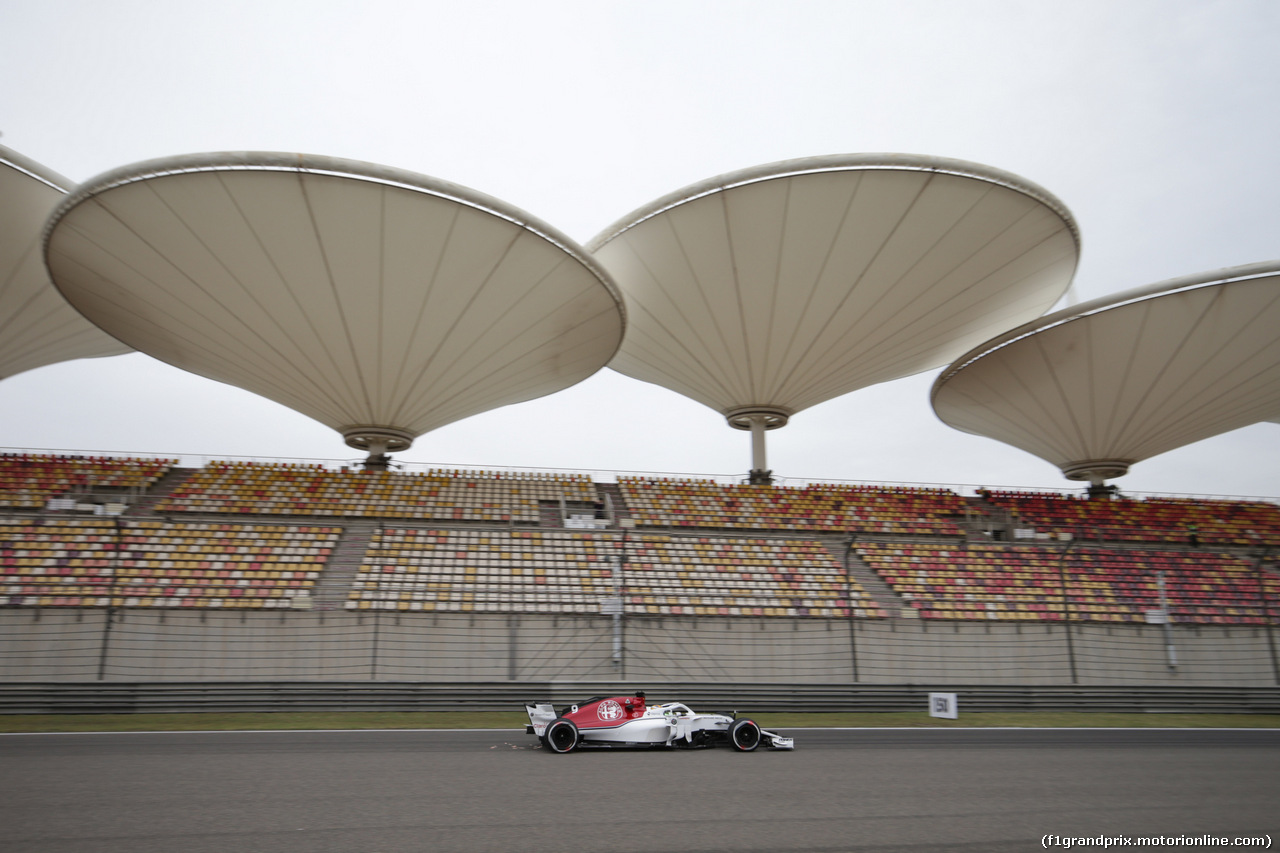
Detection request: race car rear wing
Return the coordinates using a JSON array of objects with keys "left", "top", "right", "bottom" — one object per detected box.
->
[{"left": 525, "top": 701, "right": 556, "bottom": 736}]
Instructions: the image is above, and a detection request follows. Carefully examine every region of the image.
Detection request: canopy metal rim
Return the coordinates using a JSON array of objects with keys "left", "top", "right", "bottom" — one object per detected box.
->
[
  {"left": 931, "top": 260, "right": 1280, "bottom": 400},
  {"left": 42, "top": 150, "right": 627, "bottom": 336},
  {"left": 342, "top": 426, "right": 416, "bottom": 453},
  {"left": 724, "top": 406, "right": 792, "bottom": 431},
  {"left": 587, "top": 152, "right": 1079, "bottom": 253},
  {"left": 1061, "top": 459, "right": 1134, "bottom": 484}
]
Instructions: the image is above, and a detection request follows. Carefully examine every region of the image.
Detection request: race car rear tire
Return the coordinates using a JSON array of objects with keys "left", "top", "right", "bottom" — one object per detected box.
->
[
  {"left": 728, "top": 718, "right": 762, "bottom": 752},
  {"left": 544, "top": 718, "right": 579, "bottom": 754}
]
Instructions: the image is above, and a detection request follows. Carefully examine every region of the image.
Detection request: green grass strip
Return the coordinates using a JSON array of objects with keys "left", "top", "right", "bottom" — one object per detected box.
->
[
  {"left": 1, "top": 711, "right": 1278, "bottom": 733},
  {"left": 751, "top": 712, "right": 1280, "bottom": 729}
]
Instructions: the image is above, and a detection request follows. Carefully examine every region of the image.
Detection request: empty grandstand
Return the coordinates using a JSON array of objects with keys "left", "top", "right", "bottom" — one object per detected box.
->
[
  {"left": 859, "top": 541, "right": 1279, "bottom": 625},
  {"left": 0, "top": 454, "right": 171, "bottom": 509},
  {"left": 1, "top": 451, "right": 1277, "bottom": 688},
  {"left": 985, "top": 491, "right": 1280, "bottom": 547},
  {"left": 618, "top": 477, "right": 971, "bottom": 535},
  {"left": 158, "top": 462, "right": 596, "bottom": 523},
  {"left": 0, "top": 516, "right": 337, "bottom": 609}
]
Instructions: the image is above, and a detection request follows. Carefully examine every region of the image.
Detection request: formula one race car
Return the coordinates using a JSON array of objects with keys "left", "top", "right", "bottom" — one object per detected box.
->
[{"left": 524, "top": 692, "right": 794, "bottom": 753}]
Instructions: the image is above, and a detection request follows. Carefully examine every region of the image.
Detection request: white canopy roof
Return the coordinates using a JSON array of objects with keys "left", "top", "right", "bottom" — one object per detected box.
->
[
  {"left": 588, "top": 154, "right": 1080, "bottom": 442},
  {"left": 931, "top": 262, "right": 1280, "bottom": 485},
  {"left": 45, "top": 152, "right": 625, "bottom": 455},
  {"left": 0, "top": 145, "right": 130, "bottom": 380}
]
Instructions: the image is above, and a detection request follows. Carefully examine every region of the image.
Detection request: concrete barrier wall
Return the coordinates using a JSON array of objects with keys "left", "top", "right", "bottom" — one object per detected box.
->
[{"left": 0, "top": 609, "right": 1276, "bottom": 686}]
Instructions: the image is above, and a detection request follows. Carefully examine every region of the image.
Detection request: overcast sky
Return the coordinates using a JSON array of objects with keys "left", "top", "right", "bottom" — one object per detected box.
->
[{"left": 1, "top": 0, "right": 1276, "bottom": 498}]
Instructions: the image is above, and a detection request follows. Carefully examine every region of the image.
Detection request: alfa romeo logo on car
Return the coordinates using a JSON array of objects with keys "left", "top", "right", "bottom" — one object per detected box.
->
[{"left": 597, "top": 699, "right": 624, "bottom": 721}]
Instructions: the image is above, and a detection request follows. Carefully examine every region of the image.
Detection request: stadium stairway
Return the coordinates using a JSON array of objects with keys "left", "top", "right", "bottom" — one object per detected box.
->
[
  {"left": 962, "top": 495, "right": 1015, "bottom": 541},
  {"left": 824, "top": 540, "right": 907, "bottom": 617},
  {"left": 535, "top": 483, "right": 621, "bottom": 528},
  {"left": 596, "top": 482, "right": 630, "bottom": 527},
  {"left": 311, "top": 520, "right": 377, "bottom": 610},
  {"left": 122, "top": 466, "right": 198, "bottom": 517}
]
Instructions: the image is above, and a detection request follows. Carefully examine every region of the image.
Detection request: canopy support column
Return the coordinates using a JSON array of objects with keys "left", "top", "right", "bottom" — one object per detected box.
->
[
  {"left": 748, "top": 415, "right": 771, "bottom": 485},
  {"left": 725, "top": 406, "right": 791, "bottom": 486},
  {"left": 363, "top": 438, "right": 391, "bottom": 471}
]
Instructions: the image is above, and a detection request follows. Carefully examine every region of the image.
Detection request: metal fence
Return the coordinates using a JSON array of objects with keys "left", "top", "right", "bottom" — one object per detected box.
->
[{"left": 3, "top": 681, "right": 1279, "bottom": 715}]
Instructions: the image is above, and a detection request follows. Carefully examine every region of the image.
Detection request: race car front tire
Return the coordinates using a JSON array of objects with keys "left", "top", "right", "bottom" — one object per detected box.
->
[
  {"left": 728, "top": 718, "right": 762, "bottom": 752},
  {"left": 544, "top": 718, "right": 579, "bottom": 754}
]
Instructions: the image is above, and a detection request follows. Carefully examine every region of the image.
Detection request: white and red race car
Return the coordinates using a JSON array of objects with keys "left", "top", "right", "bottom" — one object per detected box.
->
[{"left": 524, "top": 692, "right": 794, "bottom": 753}]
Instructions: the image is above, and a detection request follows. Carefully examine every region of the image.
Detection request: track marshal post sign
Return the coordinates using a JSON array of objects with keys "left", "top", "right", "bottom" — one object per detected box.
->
[{"left": 928, "top": 692, "right": 958, "bottom": 720}]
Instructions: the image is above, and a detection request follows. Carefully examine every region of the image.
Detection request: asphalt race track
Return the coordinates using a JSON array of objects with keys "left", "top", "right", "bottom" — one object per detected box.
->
[{"left": 1, "top": 728, "right": 1276, "bottom": 853}]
